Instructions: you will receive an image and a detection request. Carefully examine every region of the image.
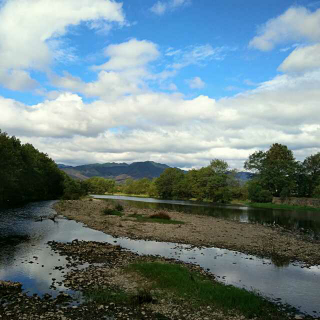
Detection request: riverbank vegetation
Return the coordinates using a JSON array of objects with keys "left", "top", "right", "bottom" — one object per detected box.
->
[
  {"left": 112, "top": 144, "right": 320, "bottom": 207},
  {"left": 0, "top": 130, "right": 88, "bottom": 206}
]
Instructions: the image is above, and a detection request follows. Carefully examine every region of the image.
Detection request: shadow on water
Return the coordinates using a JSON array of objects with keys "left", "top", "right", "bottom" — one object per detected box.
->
[
  {"left": 93, "top": 195, "right": 320, "bottom": 240},
  {"left": 0, "top": 200, "right": 319, "bottom": 317}
]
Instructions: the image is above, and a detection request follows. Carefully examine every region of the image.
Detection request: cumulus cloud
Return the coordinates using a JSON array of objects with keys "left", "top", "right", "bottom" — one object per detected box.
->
[
  {"left": 3, "top": 69, "right": 320, "bottom": 169},
  {"left": 96, "top": 39, "right": 160, "bottom": 71},
  {"left": 249, "top": 6, "right": 320, "bottom": 51},
  {"left": 0, "top": 0, "right": 125, "bottom": 90},
  {"left": 52, "top": 39, "right": 160, "bottom": 100},
  {"left": 150, "top": 0, "right": 190, "bottom": 15},
  {"left": 278, "top": 44, "right": 320, "bottom": 73},
  {"left": 186, "top": 77, "right": 205, "bottom": 89}
]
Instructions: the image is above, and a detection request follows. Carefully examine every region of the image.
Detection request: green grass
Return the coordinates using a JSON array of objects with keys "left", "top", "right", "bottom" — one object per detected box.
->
[
  {"left": 127, "top": 262, "right": 289, "bottom": 319},
  {"left": 243, "top": 201, "right": 320, "bottom": 212},
  {"left": 128, "top": 213, "right": 184, "bottom": 225},
  {"left": 102, "top": 208, "right": 124, "bottom": 216},
  {"left": 84, "top": 287, "right": 154, "bottom": 306}
]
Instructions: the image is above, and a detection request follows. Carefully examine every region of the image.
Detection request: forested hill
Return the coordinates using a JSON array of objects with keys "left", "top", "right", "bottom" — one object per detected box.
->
[
  {"left": 58, "top": 161, "right": 254, "bottom": 183},
  {"left": 58, "top": 161, "right": 170, "bottom": 182}
]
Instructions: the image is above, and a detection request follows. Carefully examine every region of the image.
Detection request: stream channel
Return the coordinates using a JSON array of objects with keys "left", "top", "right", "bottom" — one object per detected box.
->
[{"left": 0, "top": 198, "right": 319, "bottom": 318}]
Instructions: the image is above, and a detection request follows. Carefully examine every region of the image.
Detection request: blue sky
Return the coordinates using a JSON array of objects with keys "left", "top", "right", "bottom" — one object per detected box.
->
[{"left": 1, "top": 0, "right": 320, "bottom": 168}]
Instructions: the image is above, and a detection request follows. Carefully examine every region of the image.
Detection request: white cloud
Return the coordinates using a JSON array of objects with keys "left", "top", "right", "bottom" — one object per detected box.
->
[
  {"left": 169, "top": 44, "right": 227, "bottom": 70},
  {"left": 186, "top": 77, "right": 205, "bottom": 89},
  {"left": 150, "top": 1, "right": 167, "bottom": 15},
  {"left": 0, "top": 69, "right": 38, "bottom": 91},
  {"left": 96, "top": 39, "right": 160, "bottom": 71},
  {"left": 0, "top": 0, "right": 125, "bottom": 90},
  {"left": 3, "top": 69, "right": 320, "bottom": 169},
  {"left": 278, "top": 44, "right": 320, "bottom": 73},
  {"left": 150, "top": 0, "right": 190, "bottom": 15},
  {"left": 249, "top": 7, "right": 320, "bottom": 51},
  {"left": 53, "top": 39, "right": 160, "bottom": 101}
]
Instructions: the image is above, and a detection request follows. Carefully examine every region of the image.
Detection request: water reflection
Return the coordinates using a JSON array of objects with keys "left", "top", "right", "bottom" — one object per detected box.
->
[
  {"left": 93, "top": 195, "right": 320, "bottom": 239},
  {"left": 0, "top": 201, "right": 319, "bottom": 317}
]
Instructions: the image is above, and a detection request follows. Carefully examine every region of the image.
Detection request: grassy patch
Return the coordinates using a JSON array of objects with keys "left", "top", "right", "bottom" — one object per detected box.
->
[
  {"left": 102, "top": 208, "right": 124, "bottom": 217},
  {"left": 128, "top": 213, "right": 184, "bottom": 225},
  {"left": 84, "top": 287, "right": 154, "bottom": 306},
  {"left": 244, "top": 201, "right": 320, "bottom": 212},
  {"left": 149, "top": 212, "right": 171, "bottom": 220},
  {"left": 127, "top": 262, "right": 289, "bottom": 319}
]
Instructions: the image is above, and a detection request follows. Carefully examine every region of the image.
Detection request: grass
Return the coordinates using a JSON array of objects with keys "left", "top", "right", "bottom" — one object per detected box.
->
[
  {"left": 84, "top": 287, "right": 153, "bottom": 306},
  {"left": 149, "top": 212, "right": 171, "bottom": 220},
  {"left": 127, "top": 262, "right": 290, "bottom": 319},
  {"left": 128, "top": 213, "right": 184, "bottom": 225},
  {"left": 102, "top": 208, "right": 124, "bottom": 217}
]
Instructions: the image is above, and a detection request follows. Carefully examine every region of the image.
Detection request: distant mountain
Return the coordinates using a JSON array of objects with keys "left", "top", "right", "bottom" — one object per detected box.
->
[
  {"left": 58, "top": 161, "right": 254, "bottom": 184},
  {"left": 58, "top": 161, "right": 170, "bottom": 182}
]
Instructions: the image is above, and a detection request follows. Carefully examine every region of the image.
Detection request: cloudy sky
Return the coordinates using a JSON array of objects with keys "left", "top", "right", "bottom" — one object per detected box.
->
[{"left": 1, "top": 0, "right": 320, "bottom": 169}]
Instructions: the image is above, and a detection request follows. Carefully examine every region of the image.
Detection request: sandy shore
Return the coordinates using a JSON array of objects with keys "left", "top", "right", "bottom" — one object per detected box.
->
[{"left": 54, "top": 199, "right": 320, "bottom": 267}]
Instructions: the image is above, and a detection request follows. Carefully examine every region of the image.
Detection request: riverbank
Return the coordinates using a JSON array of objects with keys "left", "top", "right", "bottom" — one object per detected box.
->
[
  {"left": 0, "top": 240, "right": 293, "bottom": 320},
  {"left": 54, "top": 199, "right": 320, "bottom": 267}
]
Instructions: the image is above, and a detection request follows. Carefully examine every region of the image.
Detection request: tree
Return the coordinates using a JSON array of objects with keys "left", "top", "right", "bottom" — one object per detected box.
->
[
  {"left": 84, "top": 177, "right": 115, "bottom": 194},
  {"left": 245, "top": 144, "right": 298, "bottom": 197},
  {"left": 302, "top": 153, "right": 320, "bottom": 197},
  {"left": 155, "top": 168, "right": 185, "bottom": 199}
]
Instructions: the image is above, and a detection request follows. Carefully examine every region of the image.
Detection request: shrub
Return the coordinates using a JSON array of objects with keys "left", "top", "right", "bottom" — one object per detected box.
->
[
  {"left": 114, "top": 203, "right": 124, "bottom": 211},
  {"left": 149, "top": 212, "right": 171, "bottom": 220}
]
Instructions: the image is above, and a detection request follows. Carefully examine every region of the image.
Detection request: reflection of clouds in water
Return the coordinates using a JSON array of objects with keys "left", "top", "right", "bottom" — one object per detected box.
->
[{"left": 1, "top": 203, "right": 320, "bottom": 316}]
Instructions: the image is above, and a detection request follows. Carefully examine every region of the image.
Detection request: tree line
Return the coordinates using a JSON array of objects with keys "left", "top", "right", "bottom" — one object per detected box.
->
[
  {"left": 115, "top": 143, "right": 320, "bottom": 203},
  {"left": 2, "top": 131, "right": 319, "bottom": 206},
  {"left": 0, "top": 130, "right": 86, "bottom": 206}
]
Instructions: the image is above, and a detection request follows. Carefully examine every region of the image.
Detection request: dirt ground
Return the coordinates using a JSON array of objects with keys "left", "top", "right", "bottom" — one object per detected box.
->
[{"left": 54, "top": 199, "right": 320, "bottom": 267}]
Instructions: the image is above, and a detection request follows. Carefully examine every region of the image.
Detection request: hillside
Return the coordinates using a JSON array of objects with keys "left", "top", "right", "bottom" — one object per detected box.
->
[
  {"left": 58, "top": 161, "right": 254, "bottom": 184},
  {"left": 58, "top": 161, "right": 170, "bottom": 182}
]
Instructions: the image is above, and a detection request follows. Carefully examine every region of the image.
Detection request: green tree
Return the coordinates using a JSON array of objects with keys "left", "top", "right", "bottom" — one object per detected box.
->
[
  {"left": 155, "top": 168, "right": 185, "bottom": 199},
  {"left": 245, "top": 144, "right": 298, "bottom": 197},
  {"left": 302, "top": 153, "right": 320, "bottom": 197},
  {"left": 84, "top": 177, "right": 115, "bottom": 194}
]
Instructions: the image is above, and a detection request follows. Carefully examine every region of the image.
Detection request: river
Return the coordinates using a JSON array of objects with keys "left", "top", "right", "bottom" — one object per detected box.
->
[{"left": 0, "top": 199, "right": 319, "bottom": 317}]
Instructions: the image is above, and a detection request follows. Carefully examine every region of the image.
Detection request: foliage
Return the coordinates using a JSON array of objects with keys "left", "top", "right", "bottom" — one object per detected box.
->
[
  {"left": 247, "top": 180, "right": 273, "bottom": 203},
  {"left": 114, "top": 202, "right": 124, "bottom": 211},
  {"left": 84, "top": 176, "right": 115, "bottom": 194},
  {"left": 61, "top": 173, "right": 87, "bottom": 200},
  {"left": 301, "top": 153, "right": 320, "bottom": 197},
  {"left": 245, "top": 143, "right": 298, "bottom": 197},
  {"left": 0, "top": 130, "right": 66, "bottom": 205},
  {"left": 155, "top": 168, "right": 185, "bottom": 199}
]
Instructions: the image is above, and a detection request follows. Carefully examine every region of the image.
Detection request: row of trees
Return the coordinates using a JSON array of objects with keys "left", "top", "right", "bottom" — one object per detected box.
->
[
  {"left": 0, "top": 130, "right": 87, "bottom": 206},
  {"left": 245, "top": 143, "right": 320, "bottom": 202},
  {"left": 115, "top": 160, "right": 247, "bottom": 203},
  {"left": 116, "top": 144, "right": 320, "bottom": 204}
]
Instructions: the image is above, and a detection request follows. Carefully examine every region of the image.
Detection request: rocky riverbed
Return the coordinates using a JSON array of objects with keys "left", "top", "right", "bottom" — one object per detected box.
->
[
  {"left": 0, "top": 239, "right": 296, "bottom": 320},
  {"left": 54, "top": 199, "right": 320, "bottom": 267}
]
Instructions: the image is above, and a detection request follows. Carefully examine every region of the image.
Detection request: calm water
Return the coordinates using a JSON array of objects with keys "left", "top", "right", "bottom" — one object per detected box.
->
[
  {"left": 93, "top": 195, "right": 320, "bottom": 239},
  {"left": 0, "top": 201, "right": 319, "bottom": 317}
]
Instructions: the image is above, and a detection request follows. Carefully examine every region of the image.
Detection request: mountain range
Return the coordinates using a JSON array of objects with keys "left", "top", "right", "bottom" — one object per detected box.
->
[
  {"left": 58, "top": 161, "right": 254, "bottom": 184},
  {"left": 58, "top": 161, "right": 170, "bottom": 182}
]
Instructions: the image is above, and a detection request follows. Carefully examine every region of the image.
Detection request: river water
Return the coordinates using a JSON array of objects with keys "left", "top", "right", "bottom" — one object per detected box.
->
[{"left": 0, "top": 200, "right": 319, "bottom": 317}]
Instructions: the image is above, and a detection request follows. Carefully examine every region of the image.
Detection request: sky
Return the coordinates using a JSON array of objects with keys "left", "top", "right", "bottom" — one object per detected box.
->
[{"left": 1, "top": 0, "right": 320, "bottom": 169}]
